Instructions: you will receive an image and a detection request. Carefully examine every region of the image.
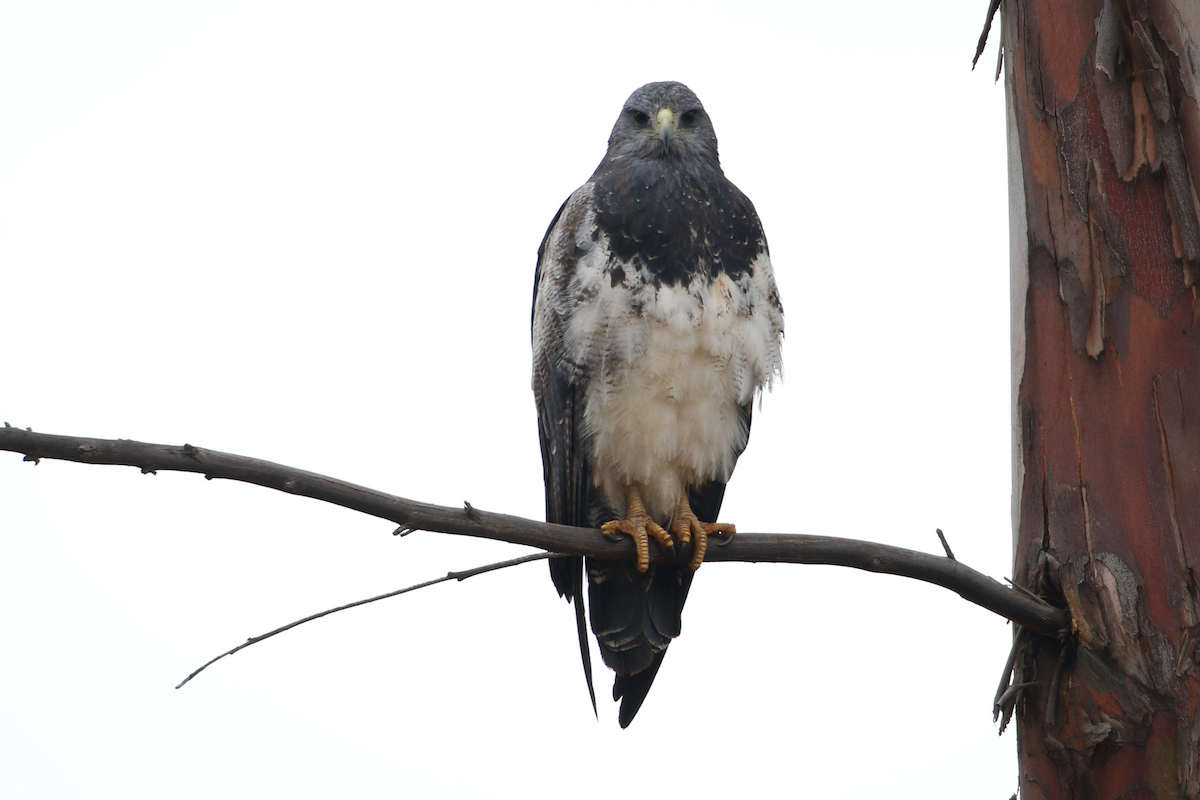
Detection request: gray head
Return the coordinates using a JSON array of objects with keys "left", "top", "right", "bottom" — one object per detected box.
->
[{"left": 604, "top": 81, "right": 720, "bottom": 168}]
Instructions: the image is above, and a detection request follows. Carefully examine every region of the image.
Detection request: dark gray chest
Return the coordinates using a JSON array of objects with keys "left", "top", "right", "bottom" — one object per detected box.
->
[{"left": 591, "top": 163, "right": 765, "bottom": 290}]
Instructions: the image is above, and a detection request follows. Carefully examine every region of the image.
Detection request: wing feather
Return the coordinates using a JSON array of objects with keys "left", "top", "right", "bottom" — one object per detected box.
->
[{"left": 533, "top": 189, "right": 598, "bottom": 714}]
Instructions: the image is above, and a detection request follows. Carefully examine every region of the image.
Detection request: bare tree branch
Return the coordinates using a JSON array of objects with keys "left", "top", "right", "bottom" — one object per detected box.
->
[
  {"left": 175, "top": 551, "right": 552, "bottom": 689},
  {"left": 0, "top": 425, "right": 1069, "bottom": 636}
]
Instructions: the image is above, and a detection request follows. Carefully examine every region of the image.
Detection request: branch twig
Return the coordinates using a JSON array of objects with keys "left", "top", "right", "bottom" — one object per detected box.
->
[
  {"left": 972, "top": 0, "right": 1003, "bottom": 70},
  {"left": 994, "top": 625, "right": 1028, "bottom": 731},
  {"left": 994, "top": 681, "right": 1037, "bottom": 725},
  {"left": 936, "top": 528, "right": 956, "bottom": 560},
  {"left": 0, "top": 425, "right": 1070, "bottom": 636},
  {"left": 175, "top": 551, "right": 552, "bottom": 688}
]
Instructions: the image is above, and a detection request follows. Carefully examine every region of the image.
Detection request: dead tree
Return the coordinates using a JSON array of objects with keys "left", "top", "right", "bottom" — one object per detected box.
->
[{"left": 1001, "top": 0, "right": 1200, "bottom": 795}]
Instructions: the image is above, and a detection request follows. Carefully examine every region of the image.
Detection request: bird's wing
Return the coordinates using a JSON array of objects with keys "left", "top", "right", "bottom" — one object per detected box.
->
[{"left": 532, "top": 186, "right": 598, "bottom": 714}]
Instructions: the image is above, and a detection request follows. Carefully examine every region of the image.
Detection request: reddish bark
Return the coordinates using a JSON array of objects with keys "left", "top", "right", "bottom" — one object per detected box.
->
[{"left": 1004, "top": 0, "right": 1200, "bottom": 796}]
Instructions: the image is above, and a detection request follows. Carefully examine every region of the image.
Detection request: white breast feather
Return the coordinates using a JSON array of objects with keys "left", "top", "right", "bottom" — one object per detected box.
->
[{"left": 563, "top": 228, "right": 783, "bottom": 524}]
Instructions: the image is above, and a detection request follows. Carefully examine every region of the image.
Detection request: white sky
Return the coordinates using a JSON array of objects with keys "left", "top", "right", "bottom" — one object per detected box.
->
[{"left": 1, "top": 1, "right": 1016, "bottom": 797}]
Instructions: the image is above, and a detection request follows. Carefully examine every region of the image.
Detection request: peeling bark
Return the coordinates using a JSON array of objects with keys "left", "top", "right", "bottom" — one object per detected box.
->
[{"left": 1005, "top": 0, "right": 1200, "bottom": 796}]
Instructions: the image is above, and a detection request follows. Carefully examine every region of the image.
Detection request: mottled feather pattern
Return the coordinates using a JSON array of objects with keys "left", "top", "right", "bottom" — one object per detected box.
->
[{"left": 532, "top": 81, "right": 782, "bottom": 726}]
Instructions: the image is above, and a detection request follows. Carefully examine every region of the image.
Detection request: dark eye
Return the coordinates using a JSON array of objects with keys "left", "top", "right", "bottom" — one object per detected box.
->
[
  {"left": 681, "top": 109, "right": 699, "bottom": 125},
  {"left": 629, "top": 109, "right": 650, "bottom": 125}
]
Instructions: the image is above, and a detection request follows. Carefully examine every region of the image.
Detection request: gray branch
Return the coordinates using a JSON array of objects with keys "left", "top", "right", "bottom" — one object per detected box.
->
[{"left": 0, "top": 424, "right": 1069, "bottom": 636}]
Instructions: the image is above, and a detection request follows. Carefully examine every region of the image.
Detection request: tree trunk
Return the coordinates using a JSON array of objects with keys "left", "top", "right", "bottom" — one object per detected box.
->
[{"left": 1004, "top": 0, "right": 1200, "bottom": 796}]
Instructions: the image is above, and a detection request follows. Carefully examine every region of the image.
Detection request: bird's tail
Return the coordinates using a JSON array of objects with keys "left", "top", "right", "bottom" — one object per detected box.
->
[
  {"left": 587, "top": 559, "right": 693, "bottom": 726},
  {"left": 613, "top": 650, "right": 668, "bottom": 728},
  {"left": 550, "top": 555, "right": 596, "bottom": 716}
]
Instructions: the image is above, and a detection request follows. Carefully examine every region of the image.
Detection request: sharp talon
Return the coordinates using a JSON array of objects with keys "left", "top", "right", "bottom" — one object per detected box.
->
[
  {"left": 646, "top": 520, "right": 673, "bottom": 549},
  {"left": 715, "top": 528, "right": 737, "bottom": 546},
  {"left": 600, "top": 520, "right": 626, "bottom": 540},
  {"left": 670, "top": 493, "right": 735, "bottom": 569}
]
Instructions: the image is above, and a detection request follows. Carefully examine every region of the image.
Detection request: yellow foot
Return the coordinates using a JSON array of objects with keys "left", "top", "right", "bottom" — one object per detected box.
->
[
  {"left": 601, "top": 485, "right": 674, "bottom": 573},
  {"left": 670, "top": 495, "right": 735, "bottom": 571}
]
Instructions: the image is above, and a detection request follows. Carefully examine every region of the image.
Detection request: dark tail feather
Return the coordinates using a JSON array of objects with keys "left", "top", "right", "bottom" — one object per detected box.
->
[
  {"left": 613, "top": 649, "right": 668, "bottom": 728},
  {"left": 589, "top": 561, "right": 692, "bottom": 726},
  {"left": 573, "top": 581, "right": 597, "bottom": 716},
  {"left": 550, "top": 555, "right": 595, "bottom": 716}
]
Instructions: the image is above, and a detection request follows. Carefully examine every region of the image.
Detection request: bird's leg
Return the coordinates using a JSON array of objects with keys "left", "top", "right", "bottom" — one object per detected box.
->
[
  {"left": 600, "top": 485, "right": 674, "bottom": 573},
  {"left": 670, "top": 493, "right": 736, "bottom": 571}
]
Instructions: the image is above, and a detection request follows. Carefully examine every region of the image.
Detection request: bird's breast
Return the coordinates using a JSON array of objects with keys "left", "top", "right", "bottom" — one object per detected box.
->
[{"left": 566, "top": 238, "right": 782, "bottom": 521}]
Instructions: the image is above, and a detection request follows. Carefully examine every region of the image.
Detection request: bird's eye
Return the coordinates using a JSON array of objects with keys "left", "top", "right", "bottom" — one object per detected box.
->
[
  {"left": 630, "top": 110, "right": 650, "bottom": 125},
  {"left": 681, "top": 110, "right": 699, "bottom": 125}
]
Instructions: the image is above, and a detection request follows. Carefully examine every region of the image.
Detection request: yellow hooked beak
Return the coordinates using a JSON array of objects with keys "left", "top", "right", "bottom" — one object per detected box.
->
[{"left": 655, "top": 108, "right": 677, "bottom": 152}]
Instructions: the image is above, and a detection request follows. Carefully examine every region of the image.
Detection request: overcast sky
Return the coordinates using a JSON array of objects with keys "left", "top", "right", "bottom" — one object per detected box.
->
[{"left": 1, "top": 2, "right": 1016, "bottom": 797}]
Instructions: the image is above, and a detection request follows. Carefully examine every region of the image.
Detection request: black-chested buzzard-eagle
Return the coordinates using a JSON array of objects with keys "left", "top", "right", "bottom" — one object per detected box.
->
[{"left": 532, "top": 81, "right": 783, "bottom": 727}]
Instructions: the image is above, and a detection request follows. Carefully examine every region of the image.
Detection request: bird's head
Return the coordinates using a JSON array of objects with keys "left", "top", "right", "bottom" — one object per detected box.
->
[{"left": 605, "top": 81, "right": 719, "bottom": 167}]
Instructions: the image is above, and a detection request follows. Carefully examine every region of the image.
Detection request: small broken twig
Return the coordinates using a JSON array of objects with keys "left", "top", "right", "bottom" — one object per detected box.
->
[
  {"left": 972, "top": 0, "right": 1002, "bottom": 70},
  {"left": 175, "top": 551, "right": 553, "bottom": 689},
  {"left": 994, "top": 681, "right": 1037, "bottom": 724},
  {"left": 1005, "top": 577, "right": 1045, "bottom": 603},
  {"left": 994, "top": 626, "right": 1029, "bottom": 733},
  {"left": 936, "top": 528, "right": 956, "bottom": 560},
  {"left": 1044, "top": 642, "right": 1069, "bottom": 725}
]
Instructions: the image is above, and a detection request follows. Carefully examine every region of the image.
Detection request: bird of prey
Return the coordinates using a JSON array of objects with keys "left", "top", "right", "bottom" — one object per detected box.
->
[{"left": 532, "top": 81, "right": 783, "bottom": 727}]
